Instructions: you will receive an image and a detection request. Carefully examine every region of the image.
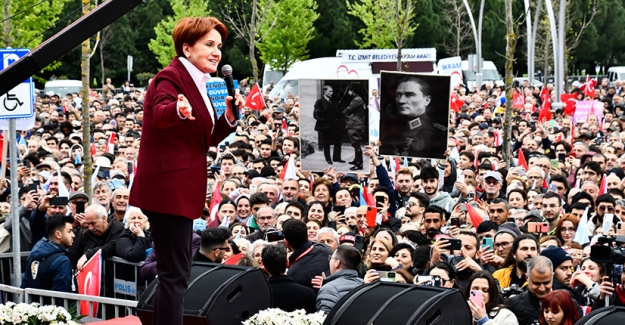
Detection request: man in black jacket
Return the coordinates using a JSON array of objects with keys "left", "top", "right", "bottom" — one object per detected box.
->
[
  {"left": 192, "top": 227, "right": 231, "bottom": 263},
  {"left": 70, "top": 204, "right": 124, "bottom": 270},
  {"left": 540, "top": 246, "right": 580, "bottom": 301},
  {"left": 263, "top": 244, "right": 316, "bottom": 313},
  {"left": 313, "top": 85, "right": 344, "bottom": 165},
  {"left": 284, "top": 219, "right": 332, "bottom": 290},
  {"left": 507, "top": 256, "right": 554, "bottom": 325}
]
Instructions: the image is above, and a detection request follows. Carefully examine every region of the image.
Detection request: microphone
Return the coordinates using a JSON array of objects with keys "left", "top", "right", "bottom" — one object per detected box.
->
[{"left": 220, "top": 65, "right": 241, "bottom": 120}]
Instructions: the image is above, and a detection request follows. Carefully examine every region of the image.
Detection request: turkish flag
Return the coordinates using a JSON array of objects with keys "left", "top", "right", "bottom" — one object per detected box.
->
[
  {"left": 107, "top": 132, "right": 116, "bottom": 154},
  {"left": 561, "top": 94, "right": 577, "bottom": 116},
  {"left": 77, "top": 249, "right": 102, "bottom": 317},
  {"left": 245, "top": 84, "right": 265, "bottom": 111},
  {"left": 538, "top": 100, "right": 551, "bottom": 121},
  {"left": 513, "top": 92, "right": 525, "bottom": 109},
  {"left": 580, "top": 75, "right": 597, "bottom": 98},
  {"left": 518, "top": 149, "right": 528, "bottom": 170},
  {"left": 450, "top": 93, "right": 463, "bottom": 113},
  {"left": 465, "top": 203, "right": 483, "bottom": 228},
  {"left": 207, "top": 181, "right": 222, "bottom": 228},
  {"left": 279, "top": 153, "right": 297, "bottom": 181}
]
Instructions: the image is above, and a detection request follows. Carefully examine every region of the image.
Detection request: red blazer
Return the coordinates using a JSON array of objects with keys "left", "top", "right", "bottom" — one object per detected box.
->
[{"left": 129, "top": 57, "right": 235, "bottom": 219}]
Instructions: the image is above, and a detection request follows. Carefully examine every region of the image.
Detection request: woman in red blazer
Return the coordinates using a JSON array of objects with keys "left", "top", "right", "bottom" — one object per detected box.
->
[{"left": 129, "top": 17, "right": 237, "bottom": 325}]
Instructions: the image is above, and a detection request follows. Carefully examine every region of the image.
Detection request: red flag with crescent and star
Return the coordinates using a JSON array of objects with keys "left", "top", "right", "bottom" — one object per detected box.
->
[{"left": 245, "top": 83, "right": 265, "bottom": 111}]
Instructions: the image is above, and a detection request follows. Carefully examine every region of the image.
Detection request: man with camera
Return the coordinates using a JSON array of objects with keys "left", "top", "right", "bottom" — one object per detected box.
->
[{"left": 507, "top": 256, "right": 555, "bottom": 325}]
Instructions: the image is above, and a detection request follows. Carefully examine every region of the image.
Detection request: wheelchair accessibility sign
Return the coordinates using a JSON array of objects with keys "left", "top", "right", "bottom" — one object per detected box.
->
[{"left": 0, "top": 49, "right": 34, "bottom": 119}]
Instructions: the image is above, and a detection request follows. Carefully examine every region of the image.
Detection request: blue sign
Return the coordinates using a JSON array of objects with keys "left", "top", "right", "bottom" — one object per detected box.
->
[
  {"left": 0, "top": 49, "right": 34, "bottom": 119},
  {"left": 206, "top": 77, "right": 238, "bottom": 118}
]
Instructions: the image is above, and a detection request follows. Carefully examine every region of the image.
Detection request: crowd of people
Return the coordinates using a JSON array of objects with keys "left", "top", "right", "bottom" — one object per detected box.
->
[{"left": 5, "top": 74, "right": 625, "bottom": 325}]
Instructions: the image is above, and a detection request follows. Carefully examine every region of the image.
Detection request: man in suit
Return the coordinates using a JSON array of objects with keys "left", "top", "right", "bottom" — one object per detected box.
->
[
  {"left": 129, "top": 17, "right": 238, "bottom": 325},
  {"left": 314, "top": 85, "right": 345, "bottom": 165},
  {"left": 263, "top": 244, "right": 316, "bottom": 313}
]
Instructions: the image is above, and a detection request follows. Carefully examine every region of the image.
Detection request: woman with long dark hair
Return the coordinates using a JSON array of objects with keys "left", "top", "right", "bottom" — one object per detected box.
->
[{"left": 464, "top": 271, "right": 517, "bottom": 325}]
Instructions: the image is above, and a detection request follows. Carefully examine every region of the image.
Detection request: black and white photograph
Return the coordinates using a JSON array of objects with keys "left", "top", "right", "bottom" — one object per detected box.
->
[
  {"left": 299, "top": 79, "right": 370, "bottom": 173},
  {"left": 378, "top": 71, "right": 450, "bottom": 159}
]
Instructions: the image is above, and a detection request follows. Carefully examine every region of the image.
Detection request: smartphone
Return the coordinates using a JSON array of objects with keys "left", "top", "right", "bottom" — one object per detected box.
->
[
  {"left": 470, "top": 290, "right": 484, "bottom": 307},
  {"left": 375, "top": 196, "right": 385, "bottom": 208},
  {"left": 327, "top": 220, "right": 337, "bottom": 230},
  {"left": 249, "top": 184, "right": 257, "bottom": 194},
  {"left": 481, "top": 238, "right": 493, "bottom": 250},
  {"left": 378, "top": 271, "right": 396, "bottom": 282},
  {"left": 417, "top": 276, "right": 432, "bottom": 284},
  {"left": 33, "top": 179, "right": 40, "bottom": 187},
  {"left": 127, "top": 162, "right": 134, "bottom": 174},
  {"left": 549, "top": 183, "right": 558, "bottom": 193},
  {"left": 265, "top": 230, "right": 284, "bottom": 242},
  {"left": 366, "top": 207, "right": 378, "bottom": 228},
  {"left": 219, "top": 145, "right": 226, "bottom": 152},
  {"left": 335, "top": 206, "right": 346, "bottom": 215},
  {"left": 617, "top": 222, "right": 625, "bottom": 236},
  {"left": 550, "top": 159, "right": 559, "bottom": 169},
  {"left": 602, "top": 214, "right": 614, "bottom": 234},
  {"left": 528, "top": 222, "right": 549, "bottom": 233},
  {"left": 447, "top": 238, "right": 462, "bottom": 251},
  {"left": 467, "top": 192, "right": 475, "bottom": 201},
  {"left": 450, "top": 217, "right": 460, "bottom": 228},
  {"left": 27, "top": 184, "right": 37, "bottom": 193},
  {"left": 354, "top": 235, "right": 365, "bottom": 253},
  {"left": 558, "top": 153, "right": 566, "bottom": 163},
  {"left": 75, "top": 201, "right": 85, "bottom": 214}
]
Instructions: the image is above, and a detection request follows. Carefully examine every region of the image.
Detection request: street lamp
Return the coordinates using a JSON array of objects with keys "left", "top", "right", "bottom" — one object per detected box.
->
[{"left": 462, "top": 0, "right": 485, "bottom": 89}]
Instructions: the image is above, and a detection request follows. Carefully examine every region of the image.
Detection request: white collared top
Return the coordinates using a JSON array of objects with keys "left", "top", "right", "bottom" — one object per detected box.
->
[{"left": 178, "top": 57, "right": 216, "bottom": 126}]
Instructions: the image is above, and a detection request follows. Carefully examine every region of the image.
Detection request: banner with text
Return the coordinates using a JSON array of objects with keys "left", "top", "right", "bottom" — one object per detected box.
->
[
  {"left": 573, "top": 100, "right": 603, "bottom": 124},
  {"left": 206, "top": 78, "right": 239, "bottom": 118}
]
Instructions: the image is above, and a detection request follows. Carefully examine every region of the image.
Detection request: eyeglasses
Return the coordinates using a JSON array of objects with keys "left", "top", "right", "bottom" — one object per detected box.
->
[
  {"left": 598, "top": 205, "right": 615, "bottom": 212},
  {"left": 494, "top": 241, "right": 511, "bottom": 249},
  {"left": 328, "top": 255, "right": 338, "bottom": 261},
  {"left": 407, "top": 201, "right": 418, "bottom": 207},
  {"left": 561, "top": 227, "right": 576, "bottom": 233},
  {"left": 213, "top": 247, "right": 231, "bottom": 252}
]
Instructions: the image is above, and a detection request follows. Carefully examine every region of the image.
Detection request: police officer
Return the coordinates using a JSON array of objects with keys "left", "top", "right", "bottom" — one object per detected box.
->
[
  {"left": 22, "top": 214, "right": 76, "bottom": 295},
  {"left": 380, "top": 76, "right": 447, "bottom": 158}
]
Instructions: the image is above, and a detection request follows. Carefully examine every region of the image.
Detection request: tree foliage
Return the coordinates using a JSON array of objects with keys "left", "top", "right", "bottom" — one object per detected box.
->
[
  {"left": 257, "top": 0, "right": 319, "bottom": 73},
  {"left": 148, "top": 0, "right": 211, "bottom": 68},
  {"left": 0, "top": 0, "right": 71, "bottom": 48},
  {"left": 346, "top": 0, "right": 395, "bottom": 48}
]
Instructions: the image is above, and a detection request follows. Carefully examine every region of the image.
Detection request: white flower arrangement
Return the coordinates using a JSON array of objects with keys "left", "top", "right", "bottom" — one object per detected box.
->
[
  {"left": 242, "top": 308, "right": 326, "bottom": 325},
  {"left": 0, "top": 302, "right": 81, "bottom": 325}
]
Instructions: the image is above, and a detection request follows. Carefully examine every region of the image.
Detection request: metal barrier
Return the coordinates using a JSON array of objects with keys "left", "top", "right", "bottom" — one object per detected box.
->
[
  {"left": 24, "top": 288, "right": 138, "bottom": 321},
  {"left": 0, "top": 283, "right": 24, "bottom": 303},
  {"left": 103, "top": 256, "right": 149, "bottom": 301},
  {"left": 0, "top": 252, "right": 31, "bottom": 286}
]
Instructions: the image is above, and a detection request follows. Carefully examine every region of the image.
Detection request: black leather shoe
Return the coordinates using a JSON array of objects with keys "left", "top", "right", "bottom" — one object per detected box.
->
[
  {"left": 348, "top": 161, "right": 357, "bottom": 165},
  {"left": 349, "top": 164, "right": 363, "bottom": 171},
  {"left": 334, "top": 159, "right": 346, "bottom": 163},
  {"left": 326, "top": 160, "right": 333, "bottom": 165}
]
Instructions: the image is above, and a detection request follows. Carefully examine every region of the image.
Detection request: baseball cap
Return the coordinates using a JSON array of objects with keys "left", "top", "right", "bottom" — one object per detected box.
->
[
  {"left": 339, "top": 232, "right": 357, "bottom": 245},
  {"left": 69, "top": 191, "right": 89, "bottom": 201},
  {"left": 484, "top": 171, "right": 502, "bottom": 183}
]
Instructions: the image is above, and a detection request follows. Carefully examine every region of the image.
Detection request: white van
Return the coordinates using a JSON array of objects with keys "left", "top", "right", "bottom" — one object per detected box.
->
[
  {"left": 607, "top": 66, "right": 625, "bottom": 86},
  {"left": 44, "top": 80, "right": 83, "bottom": 97},
  {"left": 461, "top": 60, "right": 503, "bottom": 90}
]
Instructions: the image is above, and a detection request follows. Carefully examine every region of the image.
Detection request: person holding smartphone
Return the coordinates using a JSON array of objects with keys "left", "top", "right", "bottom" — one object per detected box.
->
[{"left": 464, "top": 271, "right": 518, "bottom": 325}]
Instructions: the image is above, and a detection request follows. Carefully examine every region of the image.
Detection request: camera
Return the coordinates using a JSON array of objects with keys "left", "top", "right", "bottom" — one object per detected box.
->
[
  {"left": 590, "top": 235, "right": 625, "bottom": 264},
  {"left": 502, "top": 284, "right": 523, "bottom": 298}
]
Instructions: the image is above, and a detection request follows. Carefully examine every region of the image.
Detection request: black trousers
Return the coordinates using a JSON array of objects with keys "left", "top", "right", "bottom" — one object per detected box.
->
[
  {"left": 321, "top": 130, "right": 342, "bottom": 161},
  {"left": 142, "top": 210, "right": 193, "bottom": 325}
]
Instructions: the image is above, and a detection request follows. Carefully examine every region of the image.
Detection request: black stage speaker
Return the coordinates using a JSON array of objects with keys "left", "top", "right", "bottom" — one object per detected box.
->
[
  {"left": 323, "top": 282, "right": 471, "bottom": 325},
  {"left": 137, "top": 262, "right": 271, "bottom": 325},
  {"left": 575, "top": 306, "right": 625, "bottom": 325}
]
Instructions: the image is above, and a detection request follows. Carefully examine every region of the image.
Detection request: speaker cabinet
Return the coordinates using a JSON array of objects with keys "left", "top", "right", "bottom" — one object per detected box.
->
[
  {"left": 575, "top": 306, "right": 625, "bottom": 325},
  {"left": 323, "top": 282, "right": 471, "bottom": 325},
  {"left": 137, "top": 262, "right": 271, "bottom": 325}
]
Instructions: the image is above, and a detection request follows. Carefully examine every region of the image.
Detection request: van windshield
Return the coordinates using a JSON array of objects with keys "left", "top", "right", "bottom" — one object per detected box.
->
[
  {"left": 268, "top": 79, "right": 298, "bottom": 100},
  {"left": 44, "top": 86, "right": 82, "bottom": 97},
  {"left": 463, "top": 69, "right": 501, "bottom": 81}
]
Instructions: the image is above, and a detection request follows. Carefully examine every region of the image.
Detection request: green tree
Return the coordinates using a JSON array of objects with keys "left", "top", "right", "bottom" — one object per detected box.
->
[
  {"left": 346, "top": 0, "right": 394, "bottom": 49},
  {"left": 149, "top": 0, "right": 211, "bottom": 68},
  {"left": 257, "top": 0, "right": 319, "bottom": 73},
  {"left": 308, "top": 0, "right": 356, "bottom": 57},
  {"left": 0, "top": 0, "right": 71, "bottom": 48}
]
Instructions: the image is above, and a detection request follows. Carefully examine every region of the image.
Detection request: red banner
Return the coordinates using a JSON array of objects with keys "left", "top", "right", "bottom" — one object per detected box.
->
[{"left": 77, "top": 249, "right": 102, "bottom": 316}]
